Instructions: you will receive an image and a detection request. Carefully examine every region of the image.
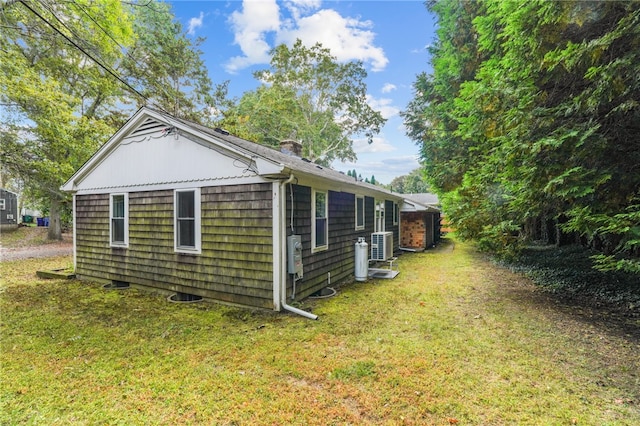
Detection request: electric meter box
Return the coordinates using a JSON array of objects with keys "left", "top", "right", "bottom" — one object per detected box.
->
[{"left": 287, "top": 235, "right": 303, "bottom": 278}]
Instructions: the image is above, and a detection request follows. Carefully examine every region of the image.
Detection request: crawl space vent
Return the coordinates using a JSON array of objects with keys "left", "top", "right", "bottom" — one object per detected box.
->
[{"left": 168, "top": 292, "right": 203, "bottom": 303}]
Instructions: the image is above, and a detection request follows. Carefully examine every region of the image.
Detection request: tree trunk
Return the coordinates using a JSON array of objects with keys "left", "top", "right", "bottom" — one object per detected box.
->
[
  {"left": 47, "top": 195, "right": 63, "bottom": 241},
  {"left": 554, "top": 215, "right": 575, "bottom": 247},
  {"left": 540, "top": 212, "right": 549, "bottom": 244}
]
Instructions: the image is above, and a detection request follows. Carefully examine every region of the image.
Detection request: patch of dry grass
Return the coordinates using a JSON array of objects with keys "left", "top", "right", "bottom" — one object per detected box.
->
[
  {"left": 1, "top": 238, "right": 638, "bottom": 425},
  {"left": 1, "top": 226, "right": 46, "bottom": 248}
]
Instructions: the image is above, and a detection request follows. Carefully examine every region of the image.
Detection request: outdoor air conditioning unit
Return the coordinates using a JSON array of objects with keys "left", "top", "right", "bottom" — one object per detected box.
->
[{"left": 371, "top": 232, "right": 393, "bottom": 261}]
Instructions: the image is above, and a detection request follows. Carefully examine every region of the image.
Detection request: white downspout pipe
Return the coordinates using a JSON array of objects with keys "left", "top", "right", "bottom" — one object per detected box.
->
[
  {"left": 273, "top": 174, "right": 318, "bottom": 320},
  {"left": 72, "top": 193, "right": 77, "bottom": 271}
]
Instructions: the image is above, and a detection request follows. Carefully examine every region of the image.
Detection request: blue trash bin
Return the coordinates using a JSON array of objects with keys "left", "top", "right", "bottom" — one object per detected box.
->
[
  {"left": 43, "top": 217, "right": 50, "bottom": 227},
  {"left": 37, "top": 218, "right": 44, "bottom": 226}
]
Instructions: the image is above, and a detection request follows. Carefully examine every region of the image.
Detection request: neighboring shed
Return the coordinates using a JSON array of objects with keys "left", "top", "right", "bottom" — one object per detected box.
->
[
  {"left": 0, "top": 188, "right": 18, "bottom": 230},
  {"left": 400, "top": 193, "right": 441, "bottom": 251},
  {"left": 62, "top": 107, "right": 404, "bottom": 318}
]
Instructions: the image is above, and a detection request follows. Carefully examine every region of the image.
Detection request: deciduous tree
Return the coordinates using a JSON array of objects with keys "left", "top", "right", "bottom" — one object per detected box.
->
[
  {"left": 1, "top": 0, "right": 215, "bottom": 239},
  {"left": 122, "top": 1, "right": 213, "bottom": 122},
  {"left": 0, "top": 0, "right": 134, "bottom": 239},
  {"left": 218, "top": 40, "right": 385, "bottom": 165}
]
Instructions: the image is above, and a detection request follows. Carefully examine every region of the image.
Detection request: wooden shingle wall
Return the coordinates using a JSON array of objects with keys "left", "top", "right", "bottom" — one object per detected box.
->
[
  {"left": 385, "top": 200, "right": 400, "bottom": 253},
  {"left": 285, "top": 185, "right": 390, "bottom": 300},
  {"left": 75, "top": 183, "right": 274, "bottom": 309}
]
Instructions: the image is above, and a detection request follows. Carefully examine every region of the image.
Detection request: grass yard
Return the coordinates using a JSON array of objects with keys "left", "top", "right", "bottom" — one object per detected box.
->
[
  {"left": 1, "top": 239, "right": 639, "bottom": 425},
  {"left": 1, "top": 226, "right": 57, "bottom": 248}
]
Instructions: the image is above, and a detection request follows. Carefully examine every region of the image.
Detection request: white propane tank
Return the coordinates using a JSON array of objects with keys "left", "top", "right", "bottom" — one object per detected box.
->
[{"left": 355, "top": 237, "right": 368, "bottom": 282}]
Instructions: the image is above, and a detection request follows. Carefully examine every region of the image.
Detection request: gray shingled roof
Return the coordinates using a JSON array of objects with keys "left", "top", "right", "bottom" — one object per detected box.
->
[
  {"left": 160, "top": 108, "right": 403, "bottom": 200},
  {"left": 404, "top": 193, "right": 440, "bottom": 206}
]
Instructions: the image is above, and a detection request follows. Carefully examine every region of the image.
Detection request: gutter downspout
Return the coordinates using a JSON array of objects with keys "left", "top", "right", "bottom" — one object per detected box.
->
[
  {"left": 72, "top": 194, "right": 77, "bottom": 271},
  {"left": 273, "top": 174, "right": 318, "bottom": 320}
]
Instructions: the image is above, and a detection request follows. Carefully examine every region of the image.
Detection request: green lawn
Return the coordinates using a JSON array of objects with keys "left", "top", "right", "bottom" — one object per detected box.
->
[{"left": 1, "top": 239, "right": 638, "bottom": 425}]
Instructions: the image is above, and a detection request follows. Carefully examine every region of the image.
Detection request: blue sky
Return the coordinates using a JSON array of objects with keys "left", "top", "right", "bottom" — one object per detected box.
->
[{"left": 168, "top": 0, "right": 437, "bottom": 184}]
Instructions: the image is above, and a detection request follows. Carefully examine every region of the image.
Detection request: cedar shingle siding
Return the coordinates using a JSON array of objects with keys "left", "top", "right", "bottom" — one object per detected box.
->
[
  {"left": 63, "top": 108, "right": 427, "bottom": 315},
  {"left": 75, "top": 183, "right": 274, "bottom": 309},
  {"left": 284, "top": 186, "right": 395, "bottom": 299}
]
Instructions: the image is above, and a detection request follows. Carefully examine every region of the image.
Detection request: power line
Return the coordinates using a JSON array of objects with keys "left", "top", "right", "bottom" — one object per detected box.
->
[
  {"left": 68, "top": 0, "right": 179, "bottom": 111},
  {"left": 71, "top": 0, "right": 127, "bottom": 53},
  {"left": 18, "top": 0, "right": 152, "bottom": 107}
]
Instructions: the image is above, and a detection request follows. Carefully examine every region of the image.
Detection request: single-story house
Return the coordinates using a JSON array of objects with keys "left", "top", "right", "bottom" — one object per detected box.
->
[
  {"left": 62, "top": 107, "right": 414, "bottom": 318},
  {"left": 400, "top": 193, "right": 441, "bottom": 251},
  {"left": 0, "top": 188, "right": 18, "bottom": 230}
]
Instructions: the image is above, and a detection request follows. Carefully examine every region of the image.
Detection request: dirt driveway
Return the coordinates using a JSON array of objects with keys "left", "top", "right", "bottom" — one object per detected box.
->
[{"left": 1, "top": 227, "right": 72, "bottom": 261}]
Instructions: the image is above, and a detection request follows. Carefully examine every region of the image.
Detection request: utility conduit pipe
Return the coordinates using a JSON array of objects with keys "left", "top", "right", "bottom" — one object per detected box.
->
[{"left": 279, "top": 173, "right": 318, "bottom": 320}]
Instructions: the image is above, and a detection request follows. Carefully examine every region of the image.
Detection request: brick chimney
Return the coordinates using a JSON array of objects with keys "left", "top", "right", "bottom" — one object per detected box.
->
[{"left": 280, "top": 139, "right": 303, "bottom": 157}]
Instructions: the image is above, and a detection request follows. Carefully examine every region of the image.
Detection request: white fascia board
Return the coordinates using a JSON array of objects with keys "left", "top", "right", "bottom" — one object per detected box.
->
[
  {"left": 400, "top": 200, "right": 440, "bottom": 213},
  {"left": 68, "top": 175, "right": 269, "bottom": 196},
  {"left": 61, "top": 107, "right": 150, "bottom": 192},
  {"left": 293, "top": 171, "right": 404, "bottom": 201},
  {"left": 1, "top": 188, "right": 19, "bottom": 196},
  {"left": 401, "top": 201, "right": 419, "bottom": 212}
]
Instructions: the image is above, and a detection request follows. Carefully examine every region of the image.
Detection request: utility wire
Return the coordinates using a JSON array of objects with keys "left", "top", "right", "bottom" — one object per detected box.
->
[
  {"left": 71, "top": 0, "right": 128, "bottom": 53},
  {"left": 39, "top": 0, "right": 105, "bottom": 58},
  {"left": 18, "top": 0, "right": 152, "bottom": 107},
  {"left": 69, "top": 0, "right": 179, "bottom": 112}
]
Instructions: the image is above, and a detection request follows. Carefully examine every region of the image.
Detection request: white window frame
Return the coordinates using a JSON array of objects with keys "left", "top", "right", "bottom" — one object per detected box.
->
[
  {"left": 374, "top": 199, "right": 385, "bottom": 233},
  {"left": 355, "top": 195, "right": 365, "bottom": 231},
  {"left": 174, "top": 188, "right": 201, "bottom": 254},
  {"left": 312, "top": 189, "right": 328, "bottom": 252},
  {"left": 393, "top": 202, "right": 399, "bottom": 226},
  {"left": 109, "top": 193, "right": 129, "bottom": 247}
]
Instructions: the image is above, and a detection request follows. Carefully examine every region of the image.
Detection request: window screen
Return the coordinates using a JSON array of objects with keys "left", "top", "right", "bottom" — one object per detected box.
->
[
  {"left": 111, "top": 194, "right": 126, "bottom": 245},
  {"left": 176, "top": 190, "right": 196, "bottom": 248},
  {"left": 356, "top": 196, "right": 364, "bottom": 229},
  {"left": 314, "top": 190, "right": 327, "bottom": 248}
]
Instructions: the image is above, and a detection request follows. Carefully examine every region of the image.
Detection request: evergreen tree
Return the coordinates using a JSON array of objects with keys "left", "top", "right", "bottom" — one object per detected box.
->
[{"left": 404, "top": 0, "right": 640, "bottom": 272}]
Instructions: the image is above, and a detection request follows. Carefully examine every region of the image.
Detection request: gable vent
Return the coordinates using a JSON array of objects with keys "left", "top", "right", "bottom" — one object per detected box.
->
[{"left": 129, "top": 117, "right": 167, "bottom": 138}]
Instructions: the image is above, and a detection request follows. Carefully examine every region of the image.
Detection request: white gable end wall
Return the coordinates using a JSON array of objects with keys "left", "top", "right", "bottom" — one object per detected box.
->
[
  {"left": 74, "top": 131, "right": 256, "bottom": 191},
  {"left": 63, "top": 110, "right": 285, "bottom": 194}
]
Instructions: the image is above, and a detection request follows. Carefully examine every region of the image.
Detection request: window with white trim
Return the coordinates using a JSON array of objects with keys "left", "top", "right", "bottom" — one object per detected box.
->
[
  {"left": 355, "top": 195, "right": 365, "bottom": 230},
  {"left": 0, "top": 199, "right": 5, "bottom": 210},
  {"left": 110, "top": 193, "right": 128, "bottom": 247},
  {"left": 374, "top": 200, "right": 385, "bottom": 232},
  {"left": 174, "top": 188, "right": 201, "bottom": 253},
  {"left": 393, "top": 202, "right": 399, "bottom": 225},
  {"left": 312, "top": 189, "right": 328, "bottom": 251}
]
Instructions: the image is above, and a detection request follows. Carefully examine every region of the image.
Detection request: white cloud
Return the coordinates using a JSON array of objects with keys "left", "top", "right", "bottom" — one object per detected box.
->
[
  {"left": 277, "top": 9, "right": 388, "bottom": 72},
  {"left": 381, "top": 83, "right": 396, "bottom": 94},
  {"left": 225, "top": 0, "right": 388, "bottom": 73},
  {"left": 226, "top": 0, "right": 281, "bottom": 73},
  {"left": 381, "top": 155, "right": 421, "bottom": 169},
  {"left": 352, "top": 136, "right": 395, "bottom": 154},
  {"left": 187, "top": 12, "right": 205, "bottom": 36},
  {"left": 366, "top": 95, "right": 400, "bottom": 120},
  {"left": 283, "top": 0, "right": 321, "bottom": 20}
]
